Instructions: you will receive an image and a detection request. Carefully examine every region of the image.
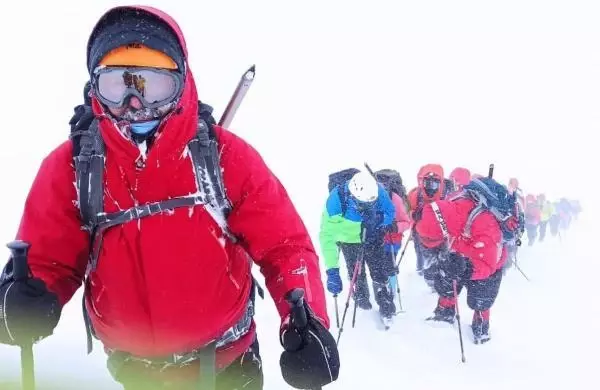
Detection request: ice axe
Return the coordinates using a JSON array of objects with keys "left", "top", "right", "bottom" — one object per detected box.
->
[
  {"left": 364, "top": 162, "right": 376, "bottom": 177},
  {"left": 7, "top": 240, "right": 36, "bottom": 390},
  {"left": 219, "top": 65, "right": 256, "bottom": 128}
]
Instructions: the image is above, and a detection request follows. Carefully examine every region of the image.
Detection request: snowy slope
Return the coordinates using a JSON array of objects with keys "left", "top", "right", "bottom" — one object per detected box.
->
[
  {"left": 0, "top": 0, "right": 598, "bottom": 388},
  {"left": 0, "top": 214, "right": 595, "bottom": 389}
]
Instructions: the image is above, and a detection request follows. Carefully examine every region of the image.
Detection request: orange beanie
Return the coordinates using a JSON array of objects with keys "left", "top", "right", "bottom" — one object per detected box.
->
[{"left": 99, "top": 43, "right": 178, "bottom": 69}]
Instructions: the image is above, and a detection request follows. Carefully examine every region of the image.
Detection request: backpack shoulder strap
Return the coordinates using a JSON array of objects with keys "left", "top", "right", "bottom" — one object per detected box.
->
[
  {"left": 70, "top": 118, "right": 105, "bottom": 232},
  {"left": 417, "top": 189, "right": 424, "bottom": 210},
  {"left": 186, "top": 104, "right": 233, "bottom": 236},
  {"left": 70, "top": 113, "right": 105, "bottom": 355},
  {"left": 429, "top": 201, "right": 450, "bottom": 241},
  {"left": 337, "top": 184, "right": 348, "bottom": 216},
  {"left": 463, "top": 203, "right": 484, "bottom": 239}
]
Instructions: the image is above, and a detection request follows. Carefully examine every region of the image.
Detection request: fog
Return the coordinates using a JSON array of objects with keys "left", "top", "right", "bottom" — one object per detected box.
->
[{"left": 0, "top": 0, "right": 597, "bottom": 387}]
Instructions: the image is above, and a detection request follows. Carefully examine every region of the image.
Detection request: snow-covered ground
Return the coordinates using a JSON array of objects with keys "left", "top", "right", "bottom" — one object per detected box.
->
[
  {"left": 1, "top": 0, "right": 598, "bottom": 388},
  {"left": 0, "top": 214, "right": 595, "bottom": 389}
]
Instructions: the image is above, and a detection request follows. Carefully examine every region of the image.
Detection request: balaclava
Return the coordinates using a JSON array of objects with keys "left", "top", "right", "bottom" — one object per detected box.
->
[{"left": 87, "top": 8, "right": 185, "bottom": 140}]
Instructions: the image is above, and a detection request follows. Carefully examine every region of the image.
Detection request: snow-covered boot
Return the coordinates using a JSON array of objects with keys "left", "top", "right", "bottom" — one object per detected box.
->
[
  {"left": 426, "top": 297, "right": 456, "bottom": 324},
  {"left": 373, "top": 282, "right": 395, "bottom": 329},
  {"left": 471, "top": 310, "right": 491, "bottom": 344}
]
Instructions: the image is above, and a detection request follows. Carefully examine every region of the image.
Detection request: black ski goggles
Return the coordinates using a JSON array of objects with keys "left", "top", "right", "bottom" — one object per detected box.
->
[
  {"left": 92, "top": 66, "right": 184, "bottom": 109},
  {"left": 423, "top": 176, "right": 441, "bottom": 197}
]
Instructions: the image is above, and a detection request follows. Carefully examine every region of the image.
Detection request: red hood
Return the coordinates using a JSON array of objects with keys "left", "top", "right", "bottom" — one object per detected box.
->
[
  {"left": 417, "top": 163, "right": 445, "bottom": 201},
  {"left": 89, "top": 5, "right": 199, "bottom": 166},
  {"left": 449, "top": 167, "right": 471, "bottom": 188}
]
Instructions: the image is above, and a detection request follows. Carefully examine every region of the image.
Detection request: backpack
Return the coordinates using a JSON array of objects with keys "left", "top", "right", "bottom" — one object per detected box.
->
[
  {"left": 327, "top": 168, "right": 360, "bottom": 215},
  {"left": 374, "top": 169, "right": 408, "bottom": 203},
  {"left": 327, "top": 168, "right": 360, "bottom": 193},
  {"left": 454, "top": 177, "right": 518, "bottom": 244},
  {"left": 70, "top": 98, "right": 263, "bottom": 354}
]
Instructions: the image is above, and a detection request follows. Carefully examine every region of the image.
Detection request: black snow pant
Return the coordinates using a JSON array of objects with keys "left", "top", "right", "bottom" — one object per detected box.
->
[
  {"left": 434, "top": 268, "right": 503, "bottom": 313},
  {"left": 539, "top": 221, "right": 548, "bottom": 242},
  {"left": 526, "top": 223, "right": 538, "bottom": 246},
  {"left": 110, "top": 338, "right": 263, "bottom": 390},
  {"left": 339, "top": 240, "right": 396, "bottom": 316}
]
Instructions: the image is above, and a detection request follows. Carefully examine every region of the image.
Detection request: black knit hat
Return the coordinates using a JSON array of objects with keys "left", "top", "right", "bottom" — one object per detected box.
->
[{"left": 87, "top": 7, "right": 185, "bottom": 75}]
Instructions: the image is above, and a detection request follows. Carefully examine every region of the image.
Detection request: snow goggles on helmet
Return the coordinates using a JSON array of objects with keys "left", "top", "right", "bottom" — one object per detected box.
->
[{"left": 92, "top": 66, "right": 184, "bottom": 109}]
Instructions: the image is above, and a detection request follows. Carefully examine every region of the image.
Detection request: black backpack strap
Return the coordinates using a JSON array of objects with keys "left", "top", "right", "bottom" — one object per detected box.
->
[
  {"left": 187, "top": 108, "right": 234, "bottom": 238},
  {"left": 70, "top": 119, "right": 105, "bottom": 233},
  {"left": 70, "top": 109, "right": 105, "bottom": 355},
  {"left": 337, "top": 185, "right": 348, "bottom": 216},
  {"left": 82, "top": 294, "right": 95, "bottom": 354},
  {"left": 417, "top": 189, "right": 424, "bottom": 211}
]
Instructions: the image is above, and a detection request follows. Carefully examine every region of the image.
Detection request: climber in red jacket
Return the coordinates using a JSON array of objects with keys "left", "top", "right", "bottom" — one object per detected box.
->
[
  {"left": 0, "top": 6, "right": 338, "bottom": 390},
  {"left": 414, "top": 178, "right": 519, "bottom": 344}
]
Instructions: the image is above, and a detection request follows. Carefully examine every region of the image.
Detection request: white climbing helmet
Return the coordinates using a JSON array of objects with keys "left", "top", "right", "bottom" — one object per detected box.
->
[{"left": 348, "top": 171, "right": 379, "bottom": 203}]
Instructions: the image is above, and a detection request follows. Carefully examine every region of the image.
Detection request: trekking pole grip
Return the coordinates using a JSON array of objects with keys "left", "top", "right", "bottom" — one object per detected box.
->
[
  {"left": 286, "top": 288, "right": 308, "bottom": 329},
  {"left": 6, "top": 240, "right": 36, "bottom": 390},
  {"left": 7, "top": 240, "right": 31, "bottom": 282}
]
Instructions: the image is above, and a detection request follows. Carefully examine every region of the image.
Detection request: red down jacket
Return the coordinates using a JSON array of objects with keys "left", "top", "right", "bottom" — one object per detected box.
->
[
  {"left": 407, "top": 163, "right": 446, "bottom": 219},
  {"left": 15, "top": 5, "right": 328, "bottom": 363},
  {"left": 415, "top": 198, "right": 507, "bottom": 280}
]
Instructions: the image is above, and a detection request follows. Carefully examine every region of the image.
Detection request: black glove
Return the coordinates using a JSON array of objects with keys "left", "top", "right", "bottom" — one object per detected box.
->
[
  {"left": 421, "top": 243, "right": 449, "bottom": 270},
  {"left": 69, "top": 81, "right": 95, "bottom": 133},
  {"left": 0, "top": 262, "right": 61, "bottom": 346},
  {"left": 412, "top": 207, "right": 423, "bottom": 222},
  {"left": 439, "top": 253, "right": 473, "bottom": 280},
  {"left": 280, "top": 290, "right": 340, "bottom": 389}
]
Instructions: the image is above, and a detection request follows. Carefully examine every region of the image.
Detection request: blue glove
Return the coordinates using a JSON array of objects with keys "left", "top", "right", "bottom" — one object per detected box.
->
[{"left": 326, "top": 268, "right": 343, "bottom": 295}]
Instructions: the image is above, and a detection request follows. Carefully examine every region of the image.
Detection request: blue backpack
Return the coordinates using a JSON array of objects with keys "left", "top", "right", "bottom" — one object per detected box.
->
[{"left": 454, "top": 177, "right": 518, "bottom": 244}]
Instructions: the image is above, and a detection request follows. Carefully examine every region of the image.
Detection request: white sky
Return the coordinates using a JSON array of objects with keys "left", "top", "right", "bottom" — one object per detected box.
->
[
  {"left": 0, "top": 3, "right": 597, "bottom": 386},
  {"left": 0, "top": 0, "right": 598, "bottom": 233}
]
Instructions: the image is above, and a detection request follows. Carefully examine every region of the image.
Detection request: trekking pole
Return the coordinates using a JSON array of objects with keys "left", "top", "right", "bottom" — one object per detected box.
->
[
  {"left": 219, "top": 65, "right": 256, "bottom": 128},
  {"left": 514, "top": 263, "right": 530, "bottom": 281},
  {"left": 336, "top": 249, "right": 364, "bottom": 345},
  {"left": 452, "top": 280, "right": 466, "bottom": 363},
  {"left": 391, "top": 250, "right": 404, "bottom": 313},
  {"left": 284, "top": 288, "right": 322, "bottom": 390},
  {"left": 395, "top": 229, "right": 413, "bottom": 270},
  {"left": 333, "top": 295, "right": 340, "bottom": 328},
  {"left": 7, "top": 240, "right": 35, "bottom": 390},
  {"left": 351, "top": 256, "right": 365, "bottom": 328},
  {"left": 513, "top": 254, "right": 530, "bottom": 281}
]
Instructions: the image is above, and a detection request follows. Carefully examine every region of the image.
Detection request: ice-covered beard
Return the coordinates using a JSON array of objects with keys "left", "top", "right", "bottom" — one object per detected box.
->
[
  {"left": 118, "top": 101, "right": 177, "bottom": 122},
  {"left": 113, "top": 101, "right": 177, "bottom": 140}
]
